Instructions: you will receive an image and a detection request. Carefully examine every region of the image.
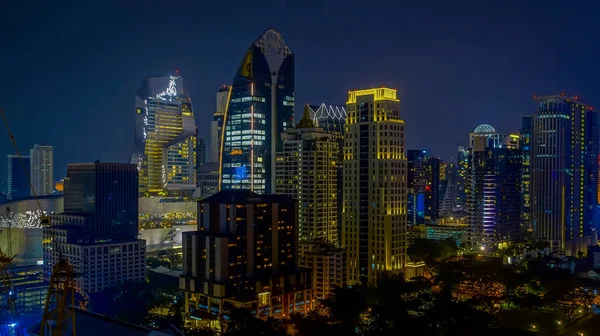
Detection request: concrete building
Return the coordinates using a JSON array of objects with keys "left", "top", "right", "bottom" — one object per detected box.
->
[
  {"left": 275, "top": 107, "right": 345, "bottom": 299},
  {"left": 43, "top": 162, "right": 146, "bottom": 294},
  {"left": 30, "top": 144, "right": 53, "bottom": 196},
  {"left": 343, "top": 87, "right": 407, "bottom": 285},
  {"left": 195, "top": 162, "right": 219, "bottom": 200},
  {"left": 180, "top": 190, "right": 312, "bottom": 321}
]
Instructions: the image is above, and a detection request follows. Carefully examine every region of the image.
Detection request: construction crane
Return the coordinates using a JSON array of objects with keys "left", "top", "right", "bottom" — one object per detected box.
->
[{"left": 39, "top": 258, "right": 76, "bottom": 336}]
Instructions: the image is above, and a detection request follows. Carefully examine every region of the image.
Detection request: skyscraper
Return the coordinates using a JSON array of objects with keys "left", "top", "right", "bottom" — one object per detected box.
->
[
  {"left": 132, "top": 74, "right": 197, "bottom": 197},
  {"left": 275, "top": 107, "right": 345, "bottom": 299},
  {"left": 343, "top": 87, "right": 407, "bottom": 285},
  {"left": 519, "top": 116, "right": 532, "bottom": 236},
  {"left": 531, "top": 94, "right": 599, "bottom": 255},
  {"left": 30, "top": 144, "right": 54, "bottom": 196},
  {"left": 44, "top": 162, "right": 145, "bottom": 293},
  {"left": 466, "top": 136, "right": 521, "bottom": 247},
  {"left": 407, "top": 150, "right": 440, "bottom": 225},
  {"left": 210, "top": 85, "right": 230, "bottom": 163},
  {"left": 455, "top": 145, "right": 468, "bottom": 213},
  {"left": 180, "top": 190, "right": 312, "bottom": 320},
  {"left": 219, "top": 29, "right": 295, "bottom": 194},
  {"left": 7, "top": 155, "right": 30, "bottom": 200}
]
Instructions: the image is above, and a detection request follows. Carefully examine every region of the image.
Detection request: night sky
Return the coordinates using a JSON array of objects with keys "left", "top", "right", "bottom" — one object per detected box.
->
[{"left": 1, "top": 0, "right": 599, "bottom": 180}]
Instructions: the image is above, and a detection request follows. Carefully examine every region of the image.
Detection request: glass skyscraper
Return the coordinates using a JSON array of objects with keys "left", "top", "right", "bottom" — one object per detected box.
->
[
  {"left": 132, "top": 75, "right": 197, "bottom": 197},
  {"left": 531, "top": 94, "right": 599, "bottom": 255},
  {"left": 7, "top": 155, "right": 30, "bottom": 200},
  {"left": 219, "top": 29, "right": 295, "bottom": 194}
]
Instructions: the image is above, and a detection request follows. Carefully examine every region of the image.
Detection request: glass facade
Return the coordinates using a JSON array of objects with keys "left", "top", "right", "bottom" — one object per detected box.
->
[
  {"left": 7, "top": 155, "right": 30, "bottom": 200},
  {"left": 220, "top": 29, "right": 295, "bottom": 193},
  {"left": 132, "top": 75, "right": 197, "bottom": 197}
]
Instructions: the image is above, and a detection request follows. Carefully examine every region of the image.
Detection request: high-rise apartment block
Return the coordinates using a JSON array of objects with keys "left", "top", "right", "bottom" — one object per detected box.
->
[
  {"left": 407, "top": 150, "right": 440, "bottom": 225},
  {"left": 7, "top": 155, "right": 30, "bottom": 200},
  {"left": 43, "top": 162, "right": 146, "bottom": 294},
  {"left": 343, "top": 87, "right": 407, "bottom": 285},
  {"left": 132, "top": 75, "right": 197, "bottom": 197},
  {"left": 531, "top": 94, "right": 599, "bottom": 255},
  {"left": 275, "top": 107, "right": 345, "bottom": 299},
  {"left": 180, "top": 190, "right": 312, "bottom": 320},
  {"left": 30, "top": 144, "right": 54, "bottom": 196},
  {"left": 220, "top": 29, "right": 295, "bottom": 193},
  {"left": 519, "top": 116, "right": 532, "bottom": 236},
  {"left": 210, "top": 85, "right": 230, "bottom": 163}
]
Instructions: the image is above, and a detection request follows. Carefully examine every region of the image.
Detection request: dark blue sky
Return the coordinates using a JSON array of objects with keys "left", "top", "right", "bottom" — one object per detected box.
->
[{"left": 1, "top": 0, "right": 599, "bottom": 179}]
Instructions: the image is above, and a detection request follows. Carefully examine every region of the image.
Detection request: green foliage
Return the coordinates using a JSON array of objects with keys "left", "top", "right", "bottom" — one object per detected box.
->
[{"left": 407, "top": 238, "right": 458, "bottom": 263}]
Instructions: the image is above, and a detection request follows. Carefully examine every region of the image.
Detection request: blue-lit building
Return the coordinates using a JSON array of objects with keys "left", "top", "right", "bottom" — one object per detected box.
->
[
  {"left": 467, "top": 136, "right": 521, "bottom": 247},
  {"left": 407, "top": 150, "right": 440, "bottom": 225},
  {"left": 7, "top": 155, "right": 30, "bottom": 200},
  {"left": 531, "top": 95, "right": 599, "bottom": 255},
  {"left": 520, "top": 116, "right": 532, "bottom": 236},
  {"left": 44, "top": 162, "right": 146, "bottom": 294},
  {"left": 220, "top": 29, "right": 295, "bottom": 194}
]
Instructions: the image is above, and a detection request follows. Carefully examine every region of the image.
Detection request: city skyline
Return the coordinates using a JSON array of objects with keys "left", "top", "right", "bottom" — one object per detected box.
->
[{"left": 2, "top": 1, "right": 597, "bottom": 178}]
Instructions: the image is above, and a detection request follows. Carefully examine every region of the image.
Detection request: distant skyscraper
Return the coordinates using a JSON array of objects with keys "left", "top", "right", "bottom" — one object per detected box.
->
[
  {"left": 195, "top": 162, "right": 219, "bottom": 199},
  {"left": 132, "top": 74, "right": 197, "bottom": 197},
  {"left": 210, "top": 85, "right": 230, "bottom": 163},
  {"left": 44, "top": 162, "right": 145, "bottom": 293},
  {"left": 7, "top": 155, "right": 30, "bottom": 200},
  {"left": 196, "top": 138, "right": 206, "bottom": 168},
  {"left": 440, "top": 162, "right": 458, "bottom": 217},
  {"left": 469, "top": 124, "right": 502, "bottom": 148},
  {"left": 520, "top": 116, "right": 532, "bottom": 236},
  {"left": 466, "top": 136, "right": 521, "bottom": 247},
  {"left": 407, "top": 150, "right": 440, "bottom": 225},
  {"left": 438, "top": 161, "right": 448, "bottom": 217},
  {"left": 220, "top": 29, "right": 295, "bottom": 194},
  {"left": 455, "top": 145, "right": 468, "bottom": 213},
  {"left": 531, "top": 94, "right": 599, "bottom": 255},
  {"left": 180, "top": 190, "right": 312, "bottom": 320},
  {"left": 275, "top": 108, "right": 345, "bottom": 299},
  {"left": 30, "top": 144, "right": 53, "bottom": 196},
  {"left": 343, "top": 87, "right": 407, "bottom": 285}
]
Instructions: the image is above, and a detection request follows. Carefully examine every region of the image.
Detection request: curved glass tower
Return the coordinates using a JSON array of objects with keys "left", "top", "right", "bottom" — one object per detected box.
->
[
  {"left": 132, "top": 75, "right": 197, "bottom": 197},
  {"left": 219, "top": 29, "right": 295, "bottom": 193}
]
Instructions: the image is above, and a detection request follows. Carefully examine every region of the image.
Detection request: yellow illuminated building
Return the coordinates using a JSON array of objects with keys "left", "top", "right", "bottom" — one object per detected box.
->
[
  {"left": 132, "top": 75, "right": 197, "bottom": 197},
  {"left": 343, "top": 87, "right": 407, "bottom": 285}
]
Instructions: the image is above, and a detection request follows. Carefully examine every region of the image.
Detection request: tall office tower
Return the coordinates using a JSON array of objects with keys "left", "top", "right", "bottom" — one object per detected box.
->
[
  {"left": 275, "top": 107, "right": 345, "bottom": 299},
  {"left": 196, "top": 138, "right": 206, "bottom": 168},
  {"left": 220, "top": 29, "right": 295, "bottom": 194},
  {"left": 132, "top": 74, "right": 197, "bottom": 198},
  {"left": 30, "top": 144, "right": 54, "bottom": 196},
  {"left": 520, "top": 116, "right": 532, "bottom": 236},
  {"left": 210, "top": 85, "right": 230, "bottom": 163},
  {"left": 309, "top": 103, "right": 347, "bottom": 239},
  {"left": 180, "top": 190, "right": 312, "bottom": 320},
  {"left": 531, "top": 94, "right": 599, "bottom": 255},
  {"left": 466, "top": 137, "right": 521, "bottom": 247},
  {"left": 43, "top": 162, "right": 146, "bottom": 294},
  {"left": 343, "top": 87, "right": 407, "bottom": 285},
  {"left": 7, "top": 155, "right": 30, "bottom": 200},
  {"left": 407, "top": 150, "right": 440, "bottom": 226},
  {"left": 455, "top": 145, "right": 468, "bottom": 213},
  {"left": 586, "top": 112, "right": 599, "bottom": 233}
]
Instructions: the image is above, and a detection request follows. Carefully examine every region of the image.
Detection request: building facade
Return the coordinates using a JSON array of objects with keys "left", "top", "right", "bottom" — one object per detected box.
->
[
  {"left": 195, "top": 162, "right": 219, "bottom": 200},
  {"left": 180, "top": 190, "right": 312, "bottom": 321},
  {"left": 196, "top": 138, "right": 206, "bottom": 168},
  {"left": 531, "top": 95, "right": 599, "bottom": 255},
  {"left": 407, "top": 150, "right": 440, "bottom": 226},
  {"left": 132, "top": 75, "right": 197, "bottom": 197},
  {"left": 343, "top": 87, "right": 407, "bottom": 285},
  {"left": 7, "top": 155, "right": 30, "bottom": 200},
  {"left": 210, "top": 85, "right": 230, "bottom": 163},
  {"left": 520, "top": 116, "right": 532, "bottom": 236},
  {"left": 275, "top": 108, "right": 345, "bottom": 299},
  {"left": 466, "top": 137, "right": 521, "bottom": 247},
  {"left": 220, "top": 29, "right": 295, "bottom": 194},
  {"left": 30, "top": 144, "right": 54, "bottom": 196},
  {"left": 43, "top": 162, "right": 146, "bottom": 294}
]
